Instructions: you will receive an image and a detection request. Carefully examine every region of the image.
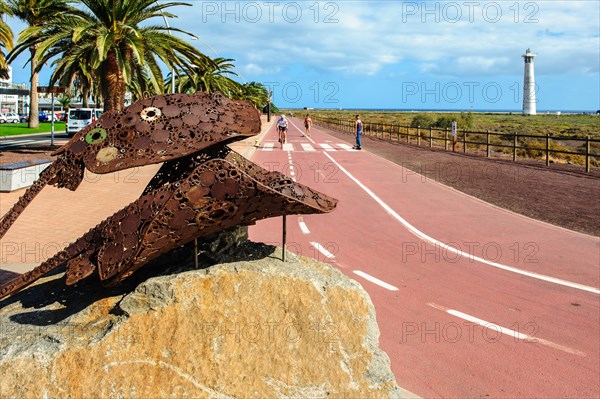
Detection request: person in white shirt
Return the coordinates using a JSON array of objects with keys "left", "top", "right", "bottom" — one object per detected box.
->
[{"left": 277, "top": 114, "right": 288, "bottom": 145}]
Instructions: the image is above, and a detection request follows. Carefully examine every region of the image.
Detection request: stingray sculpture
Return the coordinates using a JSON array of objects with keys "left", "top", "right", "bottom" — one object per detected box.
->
[{"left": 0, "top": 92, "right": 337, "bottom": 301}]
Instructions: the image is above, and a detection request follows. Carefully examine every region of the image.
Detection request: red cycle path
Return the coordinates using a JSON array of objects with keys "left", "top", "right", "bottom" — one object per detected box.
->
[{"left": 249, "top": 118, "right": 600, "bottom": 398}]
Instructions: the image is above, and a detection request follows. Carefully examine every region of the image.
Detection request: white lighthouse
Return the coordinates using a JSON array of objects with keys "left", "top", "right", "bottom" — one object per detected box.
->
[{"left": 522, "top": 48, "right": 537, "bottom": 115}]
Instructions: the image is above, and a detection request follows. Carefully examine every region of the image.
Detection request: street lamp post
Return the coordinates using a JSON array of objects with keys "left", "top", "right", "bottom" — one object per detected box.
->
[{"left": 267, "top": 90, "right": 272, "bottom": 122}]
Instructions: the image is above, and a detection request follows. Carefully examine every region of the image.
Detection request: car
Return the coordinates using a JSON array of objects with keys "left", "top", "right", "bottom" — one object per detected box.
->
[
  {"left": 39, "top": 112, "right": 63, "bottom": 122},
  {"left": 19, "top": 114, "right": 29, "bottom": 123},
  {"left": 66, "top": 108, "right": 103, "bottom": 137},
  {"left": 0, "top": 112, "right": 21, "bottom": 124}
]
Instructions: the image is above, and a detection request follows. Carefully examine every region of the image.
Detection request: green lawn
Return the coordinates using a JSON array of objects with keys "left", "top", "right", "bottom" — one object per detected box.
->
[{"left": 0, "top": 122, "right": 66, "bottom": 137}]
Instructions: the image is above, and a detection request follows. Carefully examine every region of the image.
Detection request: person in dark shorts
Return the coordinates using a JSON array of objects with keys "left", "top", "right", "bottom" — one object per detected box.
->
[
  {"left": 353, "top": 114, "right": 363, "bottom": 150},
  {"left": 277, "top": 114, "right": 288, "bottom": 145},
  {"left": 304, "top": 114, "right": 312, "bottom": 137}
]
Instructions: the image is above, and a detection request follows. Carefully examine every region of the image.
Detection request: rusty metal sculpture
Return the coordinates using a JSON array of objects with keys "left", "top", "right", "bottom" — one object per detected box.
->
[{"left": 0, "top": 92, "right": 337, "bottom": 301}]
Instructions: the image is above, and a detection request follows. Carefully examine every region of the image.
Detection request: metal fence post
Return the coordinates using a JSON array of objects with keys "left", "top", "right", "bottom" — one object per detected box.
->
[
  {"left": 486, "top": 131, "right": 490, "bottom": 157},
  {"left": 417, "top": 126, "right": 421, "bottom": 146},
  {"left": 445, "top": 129, "right": 448, "bottom": 150},
  {"left": 545, "top": 134, "right": 550, "bottom": 166},
  {"left": 463, "top": 130, "right": 467, "bottom": 153},
  {"left": 513, "top": 133, "right": 518, "bottom": 162},
  {"left": 586, "top": 135, "right": 590, "bottom": 173},
  {"left": 429, "top": 127, "right": 433, "bottom": 148}
]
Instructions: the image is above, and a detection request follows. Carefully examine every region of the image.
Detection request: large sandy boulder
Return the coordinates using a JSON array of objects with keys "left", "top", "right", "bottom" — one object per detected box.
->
[{"left": 0, "top": 242, "right": 400, "bottom": 398}]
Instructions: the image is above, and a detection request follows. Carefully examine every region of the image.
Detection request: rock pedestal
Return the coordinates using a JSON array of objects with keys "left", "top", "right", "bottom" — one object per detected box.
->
[{"left": 0, "top": 244, "right": 400, "bottom": 398}]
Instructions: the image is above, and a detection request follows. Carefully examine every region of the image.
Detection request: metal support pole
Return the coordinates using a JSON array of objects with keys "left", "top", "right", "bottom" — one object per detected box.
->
[
  {"left": 194, "top": 238, "right": 199, "bottom": 269},
  {"left": 267, "top": 90, "right": 272, "bottom": 122},
  {"left": 445, "top": 129, "right": 448, "bottom": 151},
  {"left": 545, "top": 134, "right": 550, "bottom": 166},
  {"left": 50, "top": 91, "right": 55, "bottom": 146},
  {"left": 282, "top": 215, "right": 287, "bottom": 262},
  {"left": 486, "top": 131, "right": 490, "bottom": 157},
  {"left": 429, "top": 127, "right": 433, "bottom": 148},
  {"left": 513, "top": 133, "right": 518, "bottom": 162},
  {"left": 463, "top": 130, "right": 466, "bottom": 153}
]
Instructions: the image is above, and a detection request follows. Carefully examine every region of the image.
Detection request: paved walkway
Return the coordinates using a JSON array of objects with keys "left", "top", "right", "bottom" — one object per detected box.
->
[{"left": 0, "top": 116, "right": 273, "bottom": 273}]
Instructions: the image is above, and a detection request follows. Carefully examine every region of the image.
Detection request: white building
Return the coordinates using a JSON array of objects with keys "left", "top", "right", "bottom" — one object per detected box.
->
[{"left": 0, "top": 66, "right": 29, "bottom": 114}]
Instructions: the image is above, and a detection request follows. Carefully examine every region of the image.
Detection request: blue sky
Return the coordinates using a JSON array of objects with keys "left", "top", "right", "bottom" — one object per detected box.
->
[{"left": 6, "top": 1, "right": 600, "bottom": 111}]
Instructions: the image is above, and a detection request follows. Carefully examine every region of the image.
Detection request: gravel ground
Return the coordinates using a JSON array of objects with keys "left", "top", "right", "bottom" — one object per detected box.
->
[{"left": 319, "top": 125, "right": 600, "bottom": 237}]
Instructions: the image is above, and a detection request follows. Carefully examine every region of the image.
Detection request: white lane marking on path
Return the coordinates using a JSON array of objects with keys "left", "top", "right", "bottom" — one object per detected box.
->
[
  {"left": 283, "top": 143, "right": 294, "bottom": 151},
  {"left": 263, "top": 142, "right": 274, "bottom": 151},
  {"left": 428, "top": 303, "right": 586, "bottom": 357},
  {"left": 337, "top": 143, "right": 356, "bottom": 151},
  {"left": 310, "top": 241, "right": 336, "bottom": 259},
  {"left": 298, "top": 217, "right": 311, "bottom": 235},
  {"left": 321, "top": 143, "right": 336, "bottom": 152},
  {"left": 290, "top": 119, "right": 357, "bottom": 153},
  {"left": 354, "top": 270, "right": 399, "bottom": 291},
  {"left": 301, "top": 143, "right": 316, "bottom": 152},
  {"left": 321, "top": 151, "right": 600, "bottom": 295}
]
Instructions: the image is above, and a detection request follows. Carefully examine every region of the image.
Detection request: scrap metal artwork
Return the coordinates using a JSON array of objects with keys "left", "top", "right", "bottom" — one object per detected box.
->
[{"left": 0, "top": 92, "right": 337, "bottom": 301}]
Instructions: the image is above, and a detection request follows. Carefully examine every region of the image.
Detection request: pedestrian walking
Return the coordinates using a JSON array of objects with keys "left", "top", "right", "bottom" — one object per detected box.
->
[
  {"left": 304, "top": 114, "right": 312, "bottom": 137},
  {"left": 354, "top": 114, "right": 363, "bottom": 150}
]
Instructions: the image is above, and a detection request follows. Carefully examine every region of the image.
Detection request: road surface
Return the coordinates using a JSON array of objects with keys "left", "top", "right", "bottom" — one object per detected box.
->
[
  {"left": 0, "top": 132, "right": 68, "bottom": 151},
  {"left": 249, "top": 117, "right": 600, "bottom": 398}
]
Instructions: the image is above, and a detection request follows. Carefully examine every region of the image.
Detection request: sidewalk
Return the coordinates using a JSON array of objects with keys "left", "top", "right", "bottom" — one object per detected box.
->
[{"left": 0, "top": 115, "right": 274, "bottom": 273}]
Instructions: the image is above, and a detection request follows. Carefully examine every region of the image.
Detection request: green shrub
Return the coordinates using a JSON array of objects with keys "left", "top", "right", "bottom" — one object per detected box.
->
[{"left": 410, "top": 114, "right": 434, "bottom": 128}]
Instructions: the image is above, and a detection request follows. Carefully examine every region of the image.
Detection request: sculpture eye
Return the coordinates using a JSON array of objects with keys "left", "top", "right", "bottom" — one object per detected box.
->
[
  {"left": 85, "top": 128, "right": 107, "bottom": 145},
  {"left": 140, "top": 107, "right": 162, "bottom": 122}
]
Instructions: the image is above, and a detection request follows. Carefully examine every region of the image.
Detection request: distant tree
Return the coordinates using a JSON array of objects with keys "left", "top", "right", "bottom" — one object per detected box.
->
[
  {"left": 459, "top": 111, "right": 474, "bottom": 129},
  {"left": 236, "top": 81, "right": 268, "bottom": 109},
  {"left": 57, "top": 94, "right": 71, "bottom": 110},
  {"left": 432, "top": 112, "right": 474, "bottom": 130},
  {"left": 264, "top": 102, "right": 279, "bottom": 114},
  {"left": 175, "top": 57, "right": 242, "bottom": 97},
  {"left": 6, "top": 0, "right": 73, "bottom": 128},
  {"left": 432, "top": 115, "right": 454, "bottom": 129}
]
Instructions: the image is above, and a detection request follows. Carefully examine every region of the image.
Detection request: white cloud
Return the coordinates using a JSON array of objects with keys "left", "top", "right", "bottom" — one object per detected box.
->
[
  {"left": 240, "top": 63, "right": 281, "bottom": 76},
  {"left": 5, "top": 0, "right": 598, "bottom": 85},
  {"left": 170, "top": 1, "right": 598, "bottom": 80}
]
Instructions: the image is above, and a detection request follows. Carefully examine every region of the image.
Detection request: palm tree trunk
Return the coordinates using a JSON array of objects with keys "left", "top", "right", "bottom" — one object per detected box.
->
[
  {"left": 102, "top": 50, "right": 126, "bottom": 111},
  {"left": 28, "top": 46, "right": 39, "bottom": 129},
  {"left": 82, "top": 87, "right": 89, "bottom": 108}
]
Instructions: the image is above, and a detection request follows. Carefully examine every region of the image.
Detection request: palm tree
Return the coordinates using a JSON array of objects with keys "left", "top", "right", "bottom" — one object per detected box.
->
[
  {"left": 237, "top": 81, "right": 269, "bottom": 110},
  {"left": 175, "top": 57, "right": 242, "bottom": 97},
  {"left": 127, "top": 68, "right": 157, "bottom": 102},
  {"left": 17, "top": 0, "right": 215, "bottom": 111},
  {"left": 57, "top": 93, "right": 71, "bottom": 110},
  {"left": 6, "top": 0, "right": 72, "bottom": 128},
  {"left": 0, "top": 2, "right": 14, "bottom": 80}
]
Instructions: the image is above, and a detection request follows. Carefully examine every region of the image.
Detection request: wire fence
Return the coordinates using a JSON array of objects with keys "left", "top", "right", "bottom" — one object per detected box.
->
[{"left": 313, "top": 117, "right": 600, "bottom": 173}]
